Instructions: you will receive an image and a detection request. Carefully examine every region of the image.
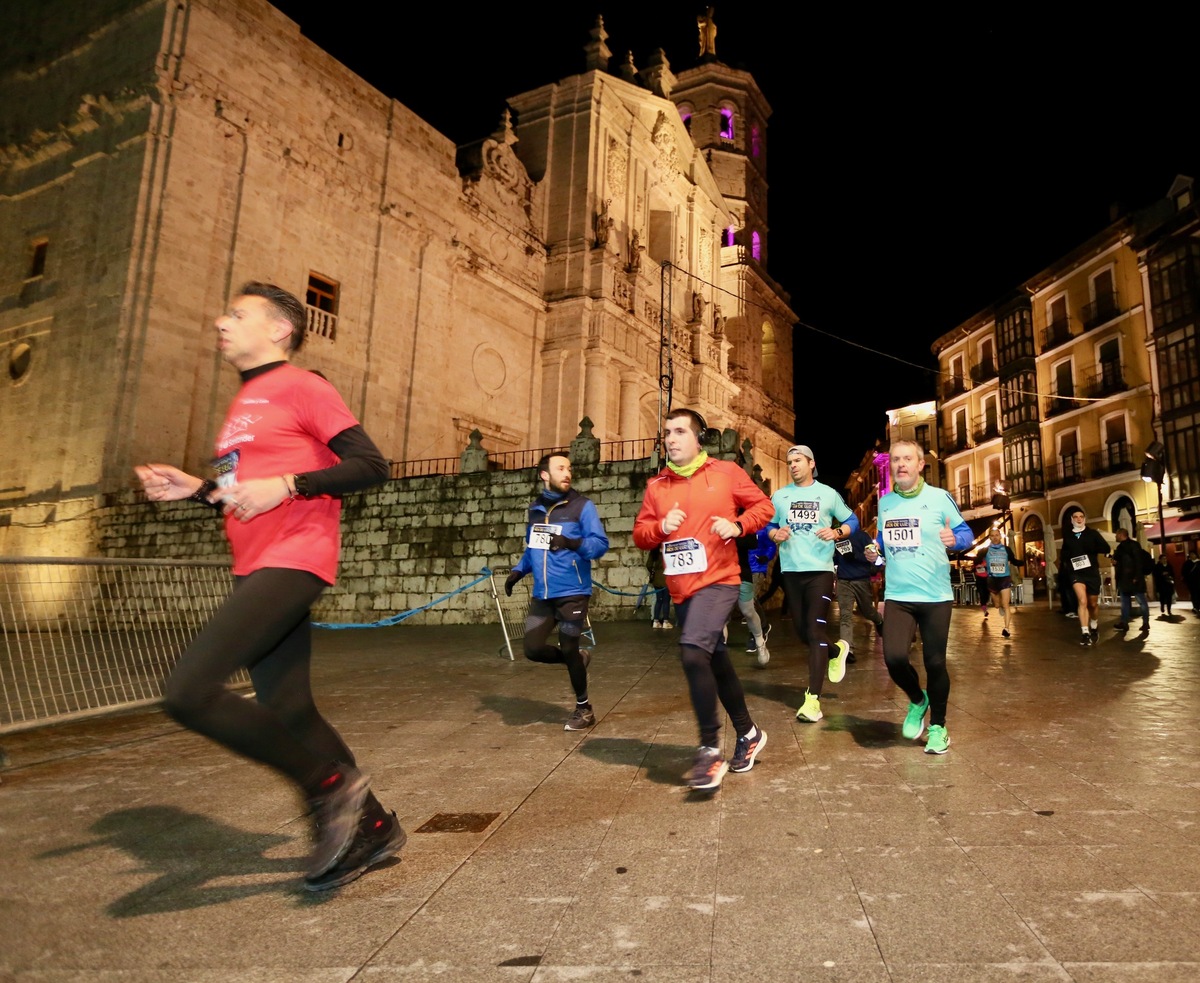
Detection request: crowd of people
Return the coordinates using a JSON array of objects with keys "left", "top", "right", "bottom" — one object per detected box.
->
[{"left": 136, "top": 284, "right": 1196, "bottom": 891}]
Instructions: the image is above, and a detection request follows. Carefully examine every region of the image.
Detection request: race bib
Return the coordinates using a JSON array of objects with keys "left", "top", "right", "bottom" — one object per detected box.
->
[
  {"left": 662, "top": 537, "right": 709, "bottom": 575},
  {"left": 528, "top": 523, "right": 562, "bottom": 550},
  {"left": 989, "top": 561, "right": 1007, "bottom": 576},
  {"left": 835, "top": 540, "right": 853, "bottom": 555},
  {"left": 211, "top": 449, "right": 239, "bottom": 490},
  {"left": 1071, "top": 554, "right": 1091, "bottom": 571},
  {"left": 882, "top": 517, "right": 921, "bottom": 548},
  {"left": 788, "top": 500, "right": 819, "bottom": 525}
]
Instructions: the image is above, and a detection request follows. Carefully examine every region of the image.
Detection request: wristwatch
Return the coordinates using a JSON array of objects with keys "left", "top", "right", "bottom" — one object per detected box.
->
[{"left": 293, "top": 473, "right": 311, "bottom": 498}]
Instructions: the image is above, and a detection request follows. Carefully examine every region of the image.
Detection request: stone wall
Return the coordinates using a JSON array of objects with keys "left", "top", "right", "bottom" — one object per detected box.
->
[{"left": 96, "top": 460, "right": 664, "bottom": 625}]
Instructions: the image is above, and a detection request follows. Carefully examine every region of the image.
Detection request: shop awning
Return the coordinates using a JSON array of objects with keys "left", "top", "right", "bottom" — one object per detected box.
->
[{"left": 1144, "top": 516, "right": 1200, "bottom": 542}]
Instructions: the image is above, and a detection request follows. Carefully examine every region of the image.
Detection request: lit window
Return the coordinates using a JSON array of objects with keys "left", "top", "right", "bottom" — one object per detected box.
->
[
  {"left": 679, "top": 110, "right": 692, "bottom": 133},
  {"left": 751, "top": 125, "right": 761, "bottom": 158},
  {"left": 305, "top": 272, "right": 339, "bottom": 341},
  {"left": 720, "top": 107, "right": 734, "bottom": 140},
  {"left": 28, "top": 239, "right": 48, "bottom": 279},
  {"left": 725, "top": 226, "right": 736, "bottom": 247},
  {"left": 751, "top": 231, "right": 761, "bottom": 261}
]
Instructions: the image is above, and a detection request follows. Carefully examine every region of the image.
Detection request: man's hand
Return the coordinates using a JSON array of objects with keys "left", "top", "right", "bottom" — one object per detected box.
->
[
  {"left": 939, "top": 515, "right": 957, "bottom": 548},
  {"left": 864, "top": 543, "right": 880, "bottom": 563},
  {"left": 548, "top": 534, "right": 582, "bottom": 552},
  {"left": 769, "top": 527, "right": 792, "bottom": 544},
  {"left": 661, "top": 501, "right": 686, "bottom": 536},
  {"left": 816, "top": 527, "right": 839, "bottom": 542},
  {"left": 505, "top": 571, "right": 524, "bottom": 597},
  {"left": 215, "top": 477, "right": 291, "bottom": 522},
  {"left": 709, "top": 516, "right": 740, "bottom": 541},
  {"left": 134, "top": 464, "right": 203, "bottom": 502}
]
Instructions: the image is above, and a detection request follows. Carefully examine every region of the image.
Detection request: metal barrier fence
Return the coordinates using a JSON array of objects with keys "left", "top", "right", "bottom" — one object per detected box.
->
[
  {"left": 0, "top": 557, "right": 243, "bottom": 734},
  {"left": 391, "top": 437, "right": 659, "bottom": 480}
]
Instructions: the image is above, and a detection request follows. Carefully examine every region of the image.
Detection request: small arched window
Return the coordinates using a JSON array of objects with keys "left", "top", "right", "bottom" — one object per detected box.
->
[
  {"left": 720, "top": 107, "right": 734, "bottom": 141},
  {"left": 751, "top": 231, "right": 761, "bottom": 261}
]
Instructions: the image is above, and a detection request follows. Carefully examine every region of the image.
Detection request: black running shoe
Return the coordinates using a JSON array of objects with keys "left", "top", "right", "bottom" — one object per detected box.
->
[
  {"left": 306, "top": 765, "right": 369, "bottom": 879},
  {"left": 305, "top": 810, "right": 407, "bottom": 892},
  {"left": 1079, "top": 634, "right": 1092, "bottom": 647}
]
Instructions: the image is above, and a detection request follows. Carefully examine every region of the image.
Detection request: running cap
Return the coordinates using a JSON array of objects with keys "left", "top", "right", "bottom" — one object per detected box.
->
[{"left": 787, "top": 444, "right": 817, "bottom": 476}]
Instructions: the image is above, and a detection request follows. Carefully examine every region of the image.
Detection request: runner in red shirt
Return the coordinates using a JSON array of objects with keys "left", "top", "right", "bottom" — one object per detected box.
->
[
  {"left": 135, "top": 282, "right": 399, "bottom": 891},
  {"left": 633, "top": 409, "right": 775, "bottom": 790}
]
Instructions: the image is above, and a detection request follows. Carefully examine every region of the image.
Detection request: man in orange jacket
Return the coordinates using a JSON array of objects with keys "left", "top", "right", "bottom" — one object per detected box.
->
[{"left": 633, "top": 409, "right": 775, "bottom": 791}]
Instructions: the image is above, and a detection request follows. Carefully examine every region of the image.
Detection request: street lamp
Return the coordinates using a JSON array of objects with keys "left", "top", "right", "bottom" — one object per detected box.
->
[{"left": 1140, "top": 440, "right": 1167, "bottom": 552}]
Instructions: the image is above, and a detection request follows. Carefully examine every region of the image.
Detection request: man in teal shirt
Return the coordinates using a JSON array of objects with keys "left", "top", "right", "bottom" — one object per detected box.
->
[
  {"left": 767, "top": 444, "right": 858, "bottom": 723},
  {"left": 865, "top": 440, "right": 974, "bottom": 754}
]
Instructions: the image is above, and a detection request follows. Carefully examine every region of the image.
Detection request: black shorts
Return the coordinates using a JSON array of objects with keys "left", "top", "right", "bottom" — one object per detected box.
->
[
  {"left": 529, "top": 595, "right": 589, "bottom": 624},
  {"left": 988, "top": 576, "right": 1012, "bottom": 592}
]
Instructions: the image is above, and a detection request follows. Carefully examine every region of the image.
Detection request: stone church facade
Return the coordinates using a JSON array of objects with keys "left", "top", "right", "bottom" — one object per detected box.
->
[{"left": 0, "top": 0, "right": 795, "bottom": 558}]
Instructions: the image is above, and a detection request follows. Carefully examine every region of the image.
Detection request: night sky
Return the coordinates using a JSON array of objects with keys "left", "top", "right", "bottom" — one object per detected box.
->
[{"left": 272, "top": 2, "right": 1196, "bottom": 488}]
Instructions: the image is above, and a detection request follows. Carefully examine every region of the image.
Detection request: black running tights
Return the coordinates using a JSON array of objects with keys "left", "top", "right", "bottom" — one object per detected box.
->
[
  {"left": 781, "top": 570, "right": 835, "bottom": 696},
  {"left": 163, "top": 567, "right": 353, "bottom": 795},
  {"left": 523, "top": 616, "right": 589, "bottom": 702},
  {"left": 881, "top": 599, "right": 952, "bottom": 727}
]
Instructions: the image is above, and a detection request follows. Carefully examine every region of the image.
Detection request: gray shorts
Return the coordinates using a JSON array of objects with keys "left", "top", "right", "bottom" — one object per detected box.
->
[{"left": 676, "top": 583, "right": 740, "bottom": 653}]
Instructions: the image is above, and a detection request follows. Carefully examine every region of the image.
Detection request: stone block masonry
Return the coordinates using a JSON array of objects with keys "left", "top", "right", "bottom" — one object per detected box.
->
[{"left": 96, "top": 460, "right": 667, "bottom": 626}]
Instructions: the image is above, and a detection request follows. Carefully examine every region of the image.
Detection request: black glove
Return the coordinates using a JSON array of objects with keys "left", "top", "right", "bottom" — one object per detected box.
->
[
  {"left": 548, "top": 534, "right": 582, "bottom": 552},
  {"left": 504, "top": 571, "right": 524, "bottom": 596}
]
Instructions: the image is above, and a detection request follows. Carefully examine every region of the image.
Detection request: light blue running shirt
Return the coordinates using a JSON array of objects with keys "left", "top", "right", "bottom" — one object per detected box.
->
[
  {"left": 986, "top": 542, "right": 1012, "bottom": 578},
  {"left": 876, "top": 482, "right": 972, "bottom": 602},
  {"left": 769, "top": 480, "right": 855, "bottom": 573}
]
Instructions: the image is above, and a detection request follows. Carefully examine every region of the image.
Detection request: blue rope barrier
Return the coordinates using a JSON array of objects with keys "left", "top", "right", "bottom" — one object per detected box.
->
[
  {"left": 592, "top": 581, "right": 651, "bottom": 599},
  {"left": 313, "top": 567, "right": 493, "bottom": 630}
]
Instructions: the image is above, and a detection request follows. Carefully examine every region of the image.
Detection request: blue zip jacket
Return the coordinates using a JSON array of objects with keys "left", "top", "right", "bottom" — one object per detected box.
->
[{"left": 512, "top": 489, "right": 609, "bottom": 599}]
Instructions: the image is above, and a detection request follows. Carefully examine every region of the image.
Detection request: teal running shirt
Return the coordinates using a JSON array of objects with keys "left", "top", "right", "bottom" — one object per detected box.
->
[
  {"left": 769, "top": 480, "right": 855, "bottom": 573},
  {"left": 876, "top": 483, "right": 972, "bottom": 602}
]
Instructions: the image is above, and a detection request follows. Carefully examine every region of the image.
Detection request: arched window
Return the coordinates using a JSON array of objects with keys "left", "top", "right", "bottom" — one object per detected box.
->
[
  {"left": 725, "top": 226, "right": 736, "bottom": 247},
  {"left": 751, "top": 231, "right": 761, "bottom": 261},
  {"left": 720, "top": 106, "right": 734, "bottom": 141},
  {"left": 751, "top": 124, "right": 761, "bottom": 158},
  {"left": 678, "top": 104, "right": 693, "bottom": 133}
]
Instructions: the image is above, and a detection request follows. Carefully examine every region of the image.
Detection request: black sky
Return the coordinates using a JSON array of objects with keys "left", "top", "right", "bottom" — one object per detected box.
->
[{"left": 272, "top": 2, "right": 1196, "bottom": 488}]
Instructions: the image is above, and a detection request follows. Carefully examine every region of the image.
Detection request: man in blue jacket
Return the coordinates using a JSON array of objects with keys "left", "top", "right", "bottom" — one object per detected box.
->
[
  {"left": 833, "top": 526, "right": 885, "bottom": 663},
  {"left": 506, "top": 453, "right": 610, "bottom": 730}
]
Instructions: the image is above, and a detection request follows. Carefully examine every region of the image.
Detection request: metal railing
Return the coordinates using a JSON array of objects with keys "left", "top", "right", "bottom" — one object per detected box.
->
[
  {"left": 389, "top": 437, "right": 659, "bottom": 480},
  {"left": 1046, "top": 454, "right": 1086, "bottom": 489},
  {"left": 1082, "top": 294, "right": 1120, "bottom": 330},
  {"left": 0, "top": 558, "right": 242, "bottom": 733},
  {"left": 970, "top": 361, "right": 998, "bottom": 384},
  {"left": 1041, "top": 319, "right": 1073, "bottom": 351}
]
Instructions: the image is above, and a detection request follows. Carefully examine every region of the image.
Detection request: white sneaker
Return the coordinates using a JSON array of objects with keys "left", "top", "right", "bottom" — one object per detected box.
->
[
  {"left": 652, "top": 620, "right": 662, "bottom": 629},
  {"left": 662, "top": 621, "right": 674, "bottom": 629},
  {"left": 756, "top": 623, "right": 772, "bottom": 666}
]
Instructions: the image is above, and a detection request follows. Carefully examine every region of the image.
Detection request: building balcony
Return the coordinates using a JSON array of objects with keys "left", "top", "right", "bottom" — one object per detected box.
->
[
  {"left": 306, "top": 305, "right": 337, "bottom": 340},
  {"left": 941, "top": 375, "right": 968, "bottom": 400},
  {"left": 1082, "top": 294, "right": 1121, "bottom": 330},
  {"left": 1046, "top": 454, "right": 1087, "bottom": 489},
  {"left": 1090, "top": 441, "right": 1135, "bottom": 477},
  {"left": 1044, "top": 384, "right": 1081, "bottom": 418},
  {"left": 972, "top": 421, "right": 1001, "bottom": 443},
  {"left": 955, "top": 481, "right": 1005, "bottom": 512},
  {"left": 1041, "top": 319, "right": 1073, "bottom": 351},
  {"left": 942, "top": 431, "right": 972, "bottom": 454},
  {"left": 970, "top": 360, "right": 998, "bottom": 385},
  {"left": 1081, "top": 360, "right": 1125, "bottom": 399}
]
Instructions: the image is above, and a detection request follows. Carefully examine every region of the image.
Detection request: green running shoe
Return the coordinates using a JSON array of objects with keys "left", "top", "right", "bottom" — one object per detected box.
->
[
  {"left": 901, "top": 690, "right": 929, "bottom": 740},
  {"left": 924, "top": 724, "right": 950, "bottom": 754},
  {"left": 795, "top": 689, "right": 823, "bottom": 722},
  {"left": 827, "top": 639, "right": 850, "bottom": 683}
]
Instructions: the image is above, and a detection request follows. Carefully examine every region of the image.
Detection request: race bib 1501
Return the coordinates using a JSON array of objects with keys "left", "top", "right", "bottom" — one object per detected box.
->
[
  {"left": 882, "top": 517, "right": 921, "bottom": 549},
  {"left": 662, "top": 537, "right": 709, "bottom": 574}
]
